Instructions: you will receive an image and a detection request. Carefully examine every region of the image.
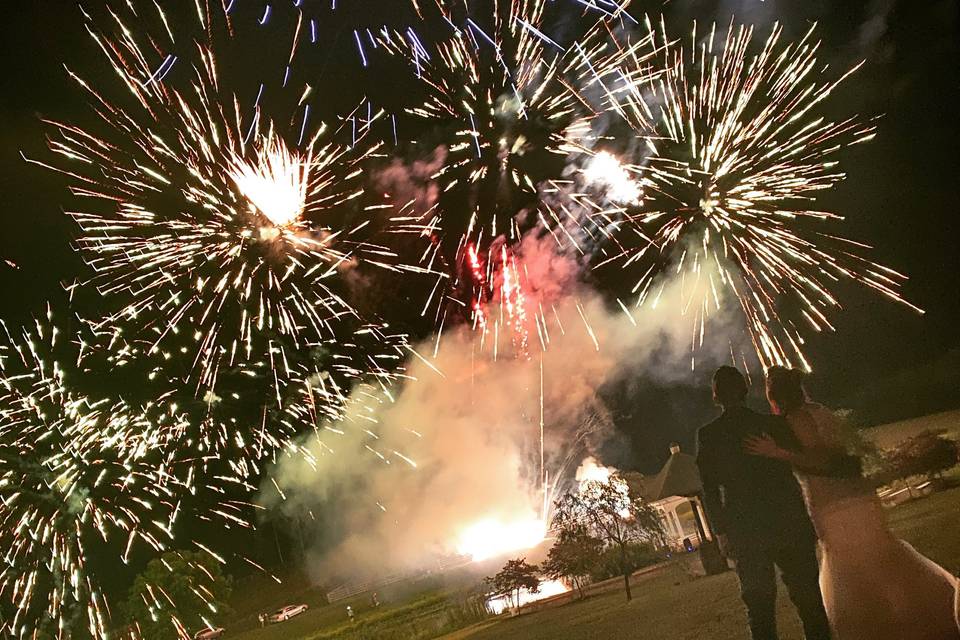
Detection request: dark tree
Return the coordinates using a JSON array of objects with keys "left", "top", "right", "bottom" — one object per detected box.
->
[
  {"left": 542, "top": 525, "right": 602, "bottom": 599},
  {"left": 123, "top": 550, "right": 232, "bottom": 640},
  {"left": 484, "top": 558, "right": 541, "bottom": 611},
  {"left": 551, "top": 476, "right": 665, "bottom": 601},
  {"left": 885, "top": 431, "right": 959, "bottom": 482}
]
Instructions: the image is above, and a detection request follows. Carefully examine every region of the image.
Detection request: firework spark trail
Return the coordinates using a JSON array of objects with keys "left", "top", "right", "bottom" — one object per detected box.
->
[
  {"left": 567, "top": 17, "right": 921, "bottom": 369},
  {"left": 24, "top": 1, "right": 427, "bottom": 448},
  {"left": 464, "top": 242, "right": 533, "bottom": 358},
  {"left": 496, "top": 245, "right": 531, "bottom": 355},
  {"left": 94, "top": 314, "right": 413, "bottom": 488},
  {"left": 541, "top": 19, "right": 663, "bottom": 256},
  {"left": 0, "top": 315, "right": 186, "bottom": 639},
  {"left": 118, "top": 548, "right": 236, "bottom": 639}
]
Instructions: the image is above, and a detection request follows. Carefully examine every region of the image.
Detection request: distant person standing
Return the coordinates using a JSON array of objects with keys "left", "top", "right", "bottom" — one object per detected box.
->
[
  {"left": 258, "top": 613, "right": 265, "bottom": 627},
  {"left": 696, "top": 366, "right": 831, "bottom": 640},
  {"left": 371, "top": 592, "right": 380, "bottom": 608},
  {"left": 346, "top": 605, "right": 355, "bottom": 623}
]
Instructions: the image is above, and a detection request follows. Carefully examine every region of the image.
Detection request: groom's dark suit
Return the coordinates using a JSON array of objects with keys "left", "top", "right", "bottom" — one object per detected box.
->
[{"left": 697, "top": 405, "right": 831, "bottom": 640}]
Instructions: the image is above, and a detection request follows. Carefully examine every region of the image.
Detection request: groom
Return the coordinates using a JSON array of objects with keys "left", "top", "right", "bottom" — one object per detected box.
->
[{"left": 696, "top": 366, "right": 831, "bottom": 640}]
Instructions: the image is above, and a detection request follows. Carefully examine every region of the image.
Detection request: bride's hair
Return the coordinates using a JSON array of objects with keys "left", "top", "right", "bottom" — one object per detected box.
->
[{"left": 766, "top": 366, "right": 807, "bottom": 413}]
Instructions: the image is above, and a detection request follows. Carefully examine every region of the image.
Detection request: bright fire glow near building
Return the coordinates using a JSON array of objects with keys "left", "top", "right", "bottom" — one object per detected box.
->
[
  {"left": 575, "top": 456, "right": 615, "bottom": 485},
  {"left": 229, "top": 137, "right": 311, "bottom": 228},
  {"left": 456, "top": 517, "right": 548, "bottom": 562},
  {"left": 575, "top": 457, "right": 631, "bottom": 518}
]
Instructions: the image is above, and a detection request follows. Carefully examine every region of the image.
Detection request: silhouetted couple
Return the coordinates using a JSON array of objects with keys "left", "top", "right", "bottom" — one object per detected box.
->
[{"left": 696, "top": 365, "right": 960, "bottom": 640}]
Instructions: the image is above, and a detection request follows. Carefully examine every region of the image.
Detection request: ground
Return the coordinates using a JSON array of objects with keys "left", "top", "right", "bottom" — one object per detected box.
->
[
  {"left": 449, "top": 568, "right": 805, "bottom": 640},
  {"left": 226, "top": 484, "right": 960, "bottom": 640}
]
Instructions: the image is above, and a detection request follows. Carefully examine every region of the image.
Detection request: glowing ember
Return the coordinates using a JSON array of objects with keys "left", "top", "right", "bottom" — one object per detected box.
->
[{"left": 456, "top": 517, "right": 547, "bottom": 562}]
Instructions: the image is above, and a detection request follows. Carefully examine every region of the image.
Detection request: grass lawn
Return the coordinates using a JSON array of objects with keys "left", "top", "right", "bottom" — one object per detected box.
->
[
  {"left": 227, "top": 580, "right": 481, "bottom": 640},
  {"left": 886, "top": 483, "right": 960, "bottom": 573},
  {"left": 450, "top": 567, "right": 804, "bottom": 640},
  {"left": 229, "top": 486, "right": 960, "bottom": 640},
  {"left": 227, "top": 591, "right": 446, "bottom": 640}
]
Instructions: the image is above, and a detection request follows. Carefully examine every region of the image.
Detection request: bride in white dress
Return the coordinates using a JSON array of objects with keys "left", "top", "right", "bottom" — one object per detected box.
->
[{"left": 745, "top": 367, "right": 960, "bottom": 640}]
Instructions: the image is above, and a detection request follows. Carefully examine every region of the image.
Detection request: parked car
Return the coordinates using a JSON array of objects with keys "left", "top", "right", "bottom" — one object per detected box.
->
[
  {"left": 192, "top": 628, "right": 224, "bottom": 640},
  {"left": 269, "top": 604, "right": 308, "bottom": 623}
]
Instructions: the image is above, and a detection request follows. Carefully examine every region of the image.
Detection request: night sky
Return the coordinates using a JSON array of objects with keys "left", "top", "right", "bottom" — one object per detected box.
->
[{"left": 0, "top": 0, "right": 957, "bottom": 474}]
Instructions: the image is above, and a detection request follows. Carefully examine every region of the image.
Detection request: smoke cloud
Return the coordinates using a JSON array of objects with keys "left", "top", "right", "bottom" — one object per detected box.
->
[
  {"left": 259, "top": 227, "right": 742, "bottom": 580},
  {"left": 373, "top": 146, "right": 446, "bottom": 216}
]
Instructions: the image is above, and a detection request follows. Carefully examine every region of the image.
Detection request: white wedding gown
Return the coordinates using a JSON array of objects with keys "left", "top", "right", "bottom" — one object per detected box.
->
[{"left": 791, "top": 403, "right": 960, "bottom": 640}]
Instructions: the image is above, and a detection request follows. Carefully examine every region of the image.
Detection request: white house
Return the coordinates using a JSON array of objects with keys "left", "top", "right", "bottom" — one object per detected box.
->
[{"left": 625, "top": 443, "right": 726, "bottom": 575}]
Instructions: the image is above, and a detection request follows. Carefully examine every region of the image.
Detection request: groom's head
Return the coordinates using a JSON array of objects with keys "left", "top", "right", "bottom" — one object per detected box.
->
[{"left": 713, "top": 366, "right": 747, "bottom": 408}]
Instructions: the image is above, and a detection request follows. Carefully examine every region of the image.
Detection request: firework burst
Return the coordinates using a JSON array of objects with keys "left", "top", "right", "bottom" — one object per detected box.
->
[
  {"left": 380, "top": 1, "right": 644, "bottom": 345},
  {"left": 381, "top": 0, "right": 578, "bottom": 206},
  {"left": 31, "top": 3, "right": 411, "bottom": 399},
  {"left": 0, "top": 315, "right": 182, "bottom": 638},
  {"left": 377, "top": 0, "right": 590, "bottom": 296},
  {"left": 569, "top": 19, "right": 920, "bottom": 368}
]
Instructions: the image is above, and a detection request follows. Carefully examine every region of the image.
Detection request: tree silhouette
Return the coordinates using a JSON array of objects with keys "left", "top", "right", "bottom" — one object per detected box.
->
[
  {"left": 542, "top": 525, "right": 602, "bottom": 599},
  {"left": 123, "top": 550, "right": 232, "bottom": 640},
  {"left": 552, "top": 476, "right": 664, "bottom": 601},
  {"left": 485, "top": 558, "right": 541, "bottom": 611},
  {"left": 885, "top": 431, "right": 959, "bottom": 482}
]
